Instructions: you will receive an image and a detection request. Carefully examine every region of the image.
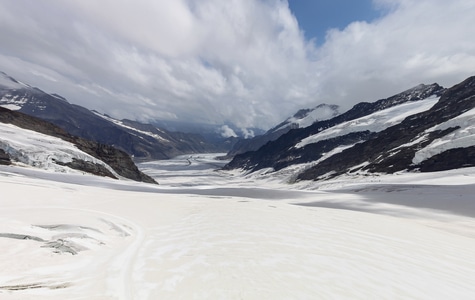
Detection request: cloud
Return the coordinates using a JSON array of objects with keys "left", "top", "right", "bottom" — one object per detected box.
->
[
  {"left": 314, "top": 0, "right": 475, "bottom": 106},
  {"left": 219, "top": 125, "right": 238, "bottom": 138},
  {"left": 0, "top": 0, "right": 475, "bottom": 130},
  {"left": 240, "top": 128, "right": 255, "bottom": 139}
]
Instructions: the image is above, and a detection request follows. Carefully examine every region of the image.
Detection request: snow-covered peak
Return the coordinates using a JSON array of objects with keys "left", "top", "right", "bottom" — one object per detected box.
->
[{"left": 270, "top": 104, "right": 340, "bottom": 133}]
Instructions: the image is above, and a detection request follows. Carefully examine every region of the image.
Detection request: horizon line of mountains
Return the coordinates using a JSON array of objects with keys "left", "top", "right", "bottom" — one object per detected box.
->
[{"left": 1, "top": 70, "right": 475, "bottom": 183}]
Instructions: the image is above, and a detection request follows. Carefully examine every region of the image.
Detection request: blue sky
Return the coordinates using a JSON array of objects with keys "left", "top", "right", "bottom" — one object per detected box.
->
[
  {"left": 1, "top": 0, "right": 475, "bottom": 134},
  {"left": 288, "top": 0, "right": 382, "bottom": 43}
]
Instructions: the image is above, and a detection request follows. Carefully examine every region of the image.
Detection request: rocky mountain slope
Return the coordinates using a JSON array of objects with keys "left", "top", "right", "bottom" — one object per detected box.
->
[
  {"left": 222, "top": 77, "right": 475, "bottom": 181},
  {"left": 0, "top": 106, "right": 157, "bottom": 184},
  {"left": 0, "top": 72, "right": 227, "bottom": 160},
  {"left": 225, "top": 104, "right": 340, "bottom": 158},
  {"left": 298, "top": 76, "right": 475, "bottom": 181}
]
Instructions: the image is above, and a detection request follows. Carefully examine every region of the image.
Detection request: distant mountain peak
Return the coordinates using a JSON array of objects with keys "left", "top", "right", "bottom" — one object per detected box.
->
[{"left": 269, "top": 103, "right": 340, "bottom": 134}]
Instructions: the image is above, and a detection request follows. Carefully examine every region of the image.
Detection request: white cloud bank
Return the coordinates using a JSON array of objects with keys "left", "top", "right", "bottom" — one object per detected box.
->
[{"left": 0, "top": 0, "right": 474, "bottom": 130}]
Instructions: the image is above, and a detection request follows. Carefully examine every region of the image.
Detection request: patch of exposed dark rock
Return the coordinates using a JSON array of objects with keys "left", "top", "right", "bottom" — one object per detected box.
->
[
  {"left": 0, "top": 148, "right": 11, "bottom": 165},
  {"left": 417, "top": 146, "right": 475, "bottom": 172},
  {"left": 54, "top": 158, "right": 117, "bottom": 179}
]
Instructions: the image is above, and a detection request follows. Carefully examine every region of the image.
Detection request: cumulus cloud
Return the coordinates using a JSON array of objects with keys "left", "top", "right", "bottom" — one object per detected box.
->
[
  {"left": 0, "top": 0, "right": 474, "bottom": 130},
  {"left": 219, "top": 125, "right": 238, "bottom": 138},
  {"left": 314, "top": 0, "right": 475, "bottom": 107}
]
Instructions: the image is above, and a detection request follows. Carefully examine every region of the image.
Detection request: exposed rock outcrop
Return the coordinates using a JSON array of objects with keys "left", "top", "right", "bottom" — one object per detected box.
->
[{"left": 0, "top": 149, "right": 10, "bottom": 165}]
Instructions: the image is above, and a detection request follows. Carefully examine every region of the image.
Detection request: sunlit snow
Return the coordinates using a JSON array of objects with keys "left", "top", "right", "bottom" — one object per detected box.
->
[
  {"left": 413, "top": 107, "right": 475, "bottom": 164},
  {"left": 1, "top": 153, "right": 475, "bottom": 299},
  {"left": 0, "top": 122, "right": 118, "bottom": 176},
  {"left": 296, "top": 96, "right": 439, "bottom": 148}
]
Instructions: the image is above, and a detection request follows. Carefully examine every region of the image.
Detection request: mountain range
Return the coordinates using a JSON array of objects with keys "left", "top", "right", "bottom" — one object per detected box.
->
[
  {"left": 224, "top": 77, "right": 475, "bottom": 182},
  {"left": 2, "top": 70, "right": 475, "bottom": 184},
  {"left": 0, "top": 71, "right": 232, "bottom": 161}
]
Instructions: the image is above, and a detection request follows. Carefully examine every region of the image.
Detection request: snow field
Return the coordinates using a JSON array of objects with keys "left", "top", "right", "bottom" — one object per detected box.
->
[{"left": 1, "top": 157, "right": 475, "bottom": 299}]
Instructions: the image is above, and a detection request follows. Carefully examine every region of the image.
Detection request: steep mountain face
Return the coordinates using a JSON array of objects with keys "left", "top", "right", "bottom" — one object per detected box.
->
[
  {"left": 298, "top": 76, "right": 475, "bottom": 181},
  {"left": 224, "top": 82, "right": 445, "bottom": 174},
  {"left": 225, "top": 104, "right": 340, "bottom": 158},
  {"left": 0, "top": 72, "right": 225, "bottom": 160},
  {"left": 0, "top": 106, "right": 157, "bottom": 184}
]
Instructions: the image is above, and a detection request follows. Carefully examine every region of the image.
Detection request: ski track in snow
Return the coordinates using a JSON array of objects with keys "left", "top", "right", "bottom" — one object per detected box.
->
[{"left": 1, "top": 154, "right": 475, "bottom": 299}]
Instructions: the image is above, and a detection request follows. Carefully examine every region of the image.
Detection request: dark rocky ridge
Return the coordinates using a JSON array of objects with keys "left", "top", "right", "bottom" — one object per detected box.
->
[
  {"left": 225, "top": 83, "right": 445, "bottom": 173},
  {"left": 0, "top": 106, "right": 157, "bottom": 184}
]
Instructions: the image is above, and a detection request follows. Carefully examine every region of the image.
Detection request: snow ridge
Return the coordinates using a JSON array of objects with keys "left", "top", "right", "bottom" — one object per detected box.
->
[
  {"left": 0, "top": 122, "right": 119, "bottom": 176},
  {"left": 296, "top": 96, "right": 439, "bottom": 148}
]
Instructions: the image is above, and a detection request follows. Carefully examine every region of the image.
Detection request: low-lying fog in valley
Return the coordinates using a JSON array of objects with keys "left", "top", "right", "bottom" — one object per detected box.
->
[{"left": 1, "top": 154, "right": 475, "bottom": 299}]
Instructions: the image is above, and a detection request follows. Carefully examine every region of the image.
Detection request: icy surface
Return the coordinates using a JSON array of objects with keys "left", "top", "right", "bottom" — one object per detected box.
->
[
  {"left": 0, "top": 122, "right": 118, "bottom": 175},
  {"left": 413, "top": 107, "right": 475, "bottom": 164},
  {"left": 273, "top": 105, "right": 339, "bottom": 132},
  {"left": 1, "top": 153, "right": 475, "bottom": 299},
  {"left": 296, "top": 96, "right": 439, "bottom": 148}
]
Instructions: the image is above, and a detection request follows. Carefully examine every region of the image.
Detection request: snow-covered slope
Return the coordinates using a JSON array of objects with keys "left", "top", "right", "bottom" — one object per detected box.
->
[
  {"left": 92, "top": 111, "right": 170, "bottom": 143},
  {"left": 296, "top": 75, "right": 475, "bottom": 181},
  {"left": 0, "top": 106, "right": 157, "bottom": 183},
  {"left": 296, "top": 96, "right": 438, "bottom": 148},
  {"left": 0, "top": 122, "right": 118, "bottom": 175},
  {"left": 1, "top": 154, "right": 475, "bottom": 299},
  {"left": 269, "top": 103, "right": 340, "bottom": 133},
  {"left": 225, "top": 76, "right": 475, "bottom": 181},
  {"left": 225, "top": 82, "right": 446, "bottom": 173},
  {"left": 413, "top": 107, "right": 475, "bottom": 164}
]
